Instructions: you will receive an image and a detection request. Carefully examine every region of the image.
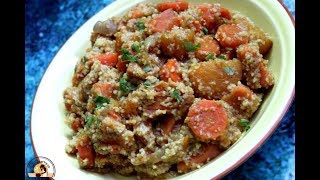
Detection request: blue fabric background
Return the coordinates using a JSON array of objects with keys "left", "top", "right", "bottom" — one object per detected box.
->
[{"left": 25, "top": 0, "right": 295, "bottom": 179}]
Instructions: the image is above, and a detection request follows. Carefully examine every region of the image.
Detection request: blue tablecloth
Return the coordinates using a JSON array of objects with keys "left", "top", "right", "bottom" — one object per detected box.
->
[{"left": 25, "top": 0, "right": 295, "bottom": 179}]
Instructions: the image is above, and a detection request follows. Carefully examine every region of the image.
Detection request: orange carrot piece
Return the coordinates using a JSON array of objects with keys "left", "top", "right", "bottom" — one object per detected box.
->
[
  {"left": 116, "top": 60, "right": 128, "bottom": 72},
  {"left": 94, "top": 52, "right": 118, "bottom": 66},
  {"left": 157, "top": 0, "right": 189, "bottom": 12},
  {"left": 201, "top": 7, "right": 215, "bottom": 31},
  {"left": 221, "top": 84, "right": 261, "bottom": 118},
  {"left": 160, "top": 115, "right": 176, "bottom": 135},
  {"left": 76, "top": 137, "right": 95, "bottom": 168},
  {"left": 259, "top": 62, "right": 274, "bottom": 88},
  {"left": 215, "top": 24, "right": 249, "bottom": 48},
  {"left": 92, "top": 82, "right": 114, "bottom": 98},
  {"left": 131, "top": 9, "right": 144, "bottom": 19},
  {"left": 148, "top": 9, "right": 180, "bottom": 33},
  {"left": 71, "top": 120, "right": 82, "bottom": 132},
  {"left": 220, "top": 8, "right": 232, "bottom": 20},
  {"left": 160, "top": 58, "right": 182, "bottom": 82},
  {"left": 177, "top": 143, "right": 222, "bottom": 172},
  {"left": 195, "top": 36, "right": 220, "bottom": 61},
  {"left": 186, "top": 100, "right": 228, "bottom": 141},
  {"left": 236, "top": 43, "right": 260, "bottom": 60}
]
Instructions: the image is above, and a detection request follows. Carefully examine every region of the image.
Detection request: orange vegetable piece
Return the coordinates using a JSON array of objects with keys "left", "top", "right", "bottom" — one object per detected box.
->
[
  {"left": 177, "top": 143, "right": 222, "bottom": 172},
  {"left": 71, "top": 120, "right": 82, "bottom": 132},
  {"left": 157, "top": 0, "right": 189, "bottom": 12},
  {"left": 131, "top": 9, "right": 144, "bottom": 19},
  {"left": 93, "top": 53, "right": 118, "bottom": 66},
  {"left": 222, "top": 84, "right": 261, "bottom": 118},
  {"left": 76, "top": 137, "right": 95, "bottom": 168},
  {"left": 236, "top": 43, "right": 260, "bottom": 60},
  {"left": 188, "top": 59, "right": 242, "bottom": 99},
  {"left": 116, "top": 60, "right": 128, "bottom": 72},
  {"left": 91, "top": 82, "right": 114, "bottom": 98},
  {"left": 160, "top": 115, "right": 176, "bottom": 135},
  {"left": 215, "top": 24, "right": 249, "bottom": 48},
  {"left": 186, "top": 100, "right": 228, "bottom": 141},
  {"left": 220, "top": 8, "right": 232, "bottom": 20},
  {"left": 148, "top": 9, "right": 180, "bottom": 33},
  {"left": 160, "top": 58, "right": 182, "bottom": 82},
  {"left": 259, "top": 62, "right": 274, "bottom": 88},
  {"left": 195, "top": 36, "right": 220, "bottom": 61}
]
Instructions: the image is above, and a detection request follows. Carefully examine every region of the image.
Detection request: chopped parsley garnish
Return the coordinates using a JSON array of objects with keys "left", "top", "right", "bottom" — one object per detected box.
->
[
  {"left": 205, "top": 53, "right": 215, "bottom": 61},
  {"left": 94, "top": 96, "right": 110, "bottom": 109},
  {"left": 238, "top": 119, "right": 250, "bottom": 131},
  {"left": 81, "top": 56, "right": 87, "bottom": 63},
  {"left": 170, "top": 89, "right": 182, "bottom": 103},
  {"left": 218, "top": 55, "right": 226, "bottom": 60},
  {"left": 184, "top": 42, "right": 201, "bottom": 52},
  {"left": 131, "top": 43, "right": 141, "bottom": 53},
  {"left": 85, "top": 115, "right": 95, "bottom": 127},
  {"left": 136, "top": 20, "right": 145, "bottom": 30},
  {"left": 202, "top": 27, "right": 209, "bottom": 35},
  {"left": 120, "top": 77, "right": 136, "bottom": 94},
  {"left": 143, "top": 66, "right": 152, "bottom": 72},
  {"left": 224, "top": 67, "right": 235, "bottom": 76},
  {"left": 150, "top": 78, "right": 159, "bottom": 83},
  {"left": 121, "top": 49, "right": 138, "bottom": 62},
  {"left": 143, "top": 81, "right": 152, "bottom": 87}
]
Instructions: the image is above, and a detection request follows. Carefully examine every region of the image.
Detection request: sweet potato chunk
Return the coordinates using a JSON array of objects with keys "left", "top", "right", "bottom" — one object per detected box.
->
[
  {"left": 188, "top": 59, "right": 242, "bottom": 99},
  {"left": 160, "top": 27, "right": 195, "bottom": 60},
  {"left": 234, "top": 17, "right": 273, "bottom": 55},
  {"left": 222, "top": 84, "right": 261, "bottom": 118}
]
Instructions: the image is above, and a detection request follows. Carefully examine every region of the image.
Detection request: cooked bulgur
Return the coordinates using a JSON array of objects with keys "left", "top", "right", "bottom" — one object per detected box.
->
[{"left": 63, "top": 0, "right": 274, "bottom": 179}]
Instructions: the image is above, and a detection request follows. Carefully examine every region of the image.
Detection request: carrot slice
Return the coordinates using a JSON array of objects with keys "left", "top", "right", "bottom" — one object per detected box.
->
[
  {"left": 131, "top": 9, "right": 144, "bottom": 19},
  {"left": 93, "top": 53, "right": 118, "bottom": 66},
  {"left": 236, "top": 43, "right": 260, "bottom": 60},
  {"left": 160, "top": 58, "right": 182, "bottom": 82},
  {"left": 157, "top": 0, "right": 189, "bottom": 12},
  {"left": 71, "top": 120, "right": 82, "bottom": 132},
  {"left": 177, "top": 143, "right": 222, "bottom": 172},
  {"left": 215, "top": 24, "right": 249, "bottom": 48},
  {"left": 160, "top": 115, "right": 176, "bottom": 135},
  {"left": 259, "top": 62, "right": 274, "bottom": 88},
  {"left": 220, "top": 8, "right": 232, "bottom": 20},
  {"left": 197, "top": 4, "right": 215, "bottom": 30},
  {"left": 186, "top": 100, "right": 228, "bottom": 141},
  {"left": 195, "top": 36, "right": 220, "bottom": 61},
  {"left": 221, "top": 84, "right": 261, "bottom": 118},
  {"left": 116, "top": 60, "right": 128, "bottom": 72},
  {"left": 148, "top": 9, "right": 180, "bottom": 33},
  {"left": 92, "top": 82, "right": 114, "bottom": 98},
  {"left": 76, "top": 137, "right": 95, "bottom": 168}
]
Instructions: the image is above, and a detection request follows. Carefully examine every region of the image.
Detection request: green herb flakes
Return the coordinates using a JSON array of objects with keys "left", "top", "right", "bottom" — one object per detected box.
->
[
  {"left": 131, "top": 43, "right": 141, "bottom": 53},
  {"left": 143, "top": 82, "right": 152, "bottom": 87},
  {"left": 184, "top": 42, "right": 201, "bottom": 52},
  {"left": 120, "top": 77, "right": 136, "bottom": 94},
  {"left": 205, "top": 53, "right": 215, "bottom": 61},
  {"left": 85, "top": 115, "right": 95, "bottom": 127},
  {"left": 136, "top": 20, "right": 145, "bottom": 30},
  {"left": 121, "top": 49, "right": 138, "bottom": 62},
  {"left": 218, "top": 55, "right": 226, "bottom": 60},
  {"left": 170, "top": 89, "right": 182, "bottom": 103},
  {"left": 81, "top": 56, "right": 88, "bottom": 63},
  {"left": 224, "top": 67, "right": 235, "bottom": 76},
  {"left": 94, "top": 96, "right": 110, "bottom": 109},
  {"left": 202, "top": 27, "right": 209, "bottom": 35},
  {"left": 238, "top": 119, "right": 250, "bottom": 131}
]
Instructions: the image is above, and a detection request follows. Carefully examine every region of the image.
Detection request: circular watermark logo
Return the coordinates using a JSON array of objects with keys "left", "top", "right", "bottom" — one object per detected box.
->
[{"left": 26, "top": 156, "right": 55, "bottom": 179}]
